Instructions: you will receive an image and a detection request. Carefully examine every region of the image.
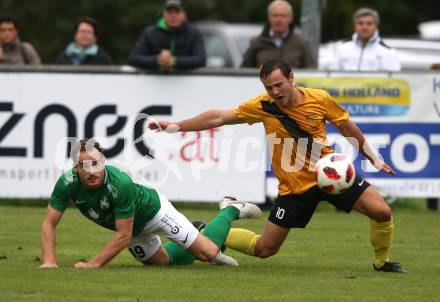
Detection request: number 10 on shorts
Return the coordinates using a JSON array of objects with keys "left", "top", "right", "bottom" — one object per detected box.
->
[{"left": 276, "top": 207, "right": 285, "bottom": 220}]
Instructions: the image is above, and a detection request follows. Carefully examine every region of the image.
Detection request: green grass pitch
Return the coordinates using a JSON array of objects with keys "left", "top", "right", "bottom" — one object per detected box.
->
[{"left": 0, "top": 201, "right": 439, "bottom": 302}]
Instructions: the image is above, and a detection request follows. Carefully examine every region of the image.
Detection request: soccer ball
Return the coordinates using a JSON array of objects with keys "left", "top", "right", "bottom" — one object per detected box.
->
[{"left": 314, "top": 153, "right": 356, "bottom": 195}]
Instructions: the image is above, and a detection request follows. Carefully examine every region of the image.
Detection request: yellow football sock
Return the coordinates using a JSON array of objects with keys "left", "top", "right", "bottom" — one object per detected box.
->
[
  {"left": 225, "top": 228, "right": 261, "bottom": 256},
  {"left": 369, "top": 217, "right": 393, "bottom": 268}
]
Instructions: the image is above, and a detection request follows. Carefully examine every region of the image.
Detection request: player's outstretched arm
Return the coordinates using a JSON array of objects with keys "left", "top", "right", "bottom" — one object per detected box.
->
[
  {"left": 148, "top": 109, "right": 243, "bottom": 133},
  {"left": 40, "top": 205, "right": 64, "bottom": 268},
  {"left": 337, "top": 120, "right": 396, "bottom": 176},
  {"left": 74, "top": 217, "right": 134, "bottom": 268}
]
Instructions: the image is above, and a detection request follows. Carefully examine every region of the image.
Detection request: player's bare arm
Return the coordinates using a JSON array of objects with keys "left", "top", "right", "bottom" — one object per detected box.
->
[
  {"left": 148, "top": 109, "right": 243, "bottom": 132},
  {"left": 337, "top": 120, "right": 396, "bottom": 176},
  {"left": 40, "top": 205, "right": 64, "bottom": 268},
  {"left": 74, "top": 217, "right": 134, "bottom": 268}
]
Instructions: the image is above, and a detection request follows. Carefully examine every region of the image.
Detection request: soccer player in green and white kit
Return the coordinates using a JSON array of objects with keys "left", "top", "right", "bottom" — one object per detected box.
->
[{"left": 40, "top": 138, "right": 261, "bottom": 268}]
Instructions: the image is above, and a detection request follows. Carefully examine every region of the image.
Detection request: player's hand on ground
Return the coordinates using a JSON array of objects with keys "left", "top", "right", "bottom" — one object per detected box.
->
[
  {"left": 74, "top": 260, "right": 99, "bottom": 269},
  {"left": 40, "top": 262, "right": 57, "bottom": 268},
  {"left": 148, "top": 121, "right": 180, "bottom": 133}
]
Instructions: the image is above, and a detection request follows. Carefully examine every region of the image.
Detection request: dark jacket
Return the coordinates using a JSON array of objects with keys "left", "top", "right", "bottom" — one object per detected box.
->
[
  {"left": 54, "top": 47, "right": 113, "bottom": 65},
  {"left": 128, "top": 19, "right": 205, "bottom": 70},
  {"left": 241, "top": 23, "right": 316, "bottom": 68}
]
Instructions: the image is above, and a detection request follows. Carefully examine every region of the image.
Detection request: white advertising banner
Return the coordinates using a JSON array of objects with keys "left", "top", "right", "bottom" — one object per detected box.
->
[
  {"left": 1, "top": 70, "right": 440, "bottom": 200},
  {"left": 267, "top": 72, "right": 440, "bottom": 198},
  {"left": 0, "top": 72, "right": 267, "bottom": 202}
]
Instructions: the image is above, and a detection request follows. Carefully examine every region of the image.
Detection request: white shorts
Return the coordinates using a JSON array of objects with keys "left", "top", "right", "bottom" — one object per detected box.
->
[{"left": 127, "top": 192, "right": 199, "bottom": 262}]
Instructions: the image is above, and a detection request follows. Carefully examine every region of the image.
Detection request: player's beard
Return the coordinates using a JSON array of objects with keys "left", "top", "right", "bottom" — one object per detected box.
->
[{"left": 84, "top": 173, "right": 103, "bottom": 188}]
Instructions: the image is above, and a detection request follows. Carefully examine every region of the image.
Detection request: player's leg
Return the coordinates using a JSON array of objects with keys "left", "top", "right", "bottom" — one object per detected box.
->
[
  {"left": 126, "top": 236, "right": 213, "bottom": 267},
  {"left": 327, "top": 176, "right": 406, "bottom": 272},
  {"left": 155, "top": 195, "right": 261, "bottom": 265},
  {"left": 128, "top": 233, "right": 170, "bottom": 266},
  {"left": 162, "top": 221, "right": 207, "bottom": 265},
  {"left": 143, "top": 247, "right": 169, "bottom": 265},
  {"left": 352, "top": 186, "right": 393, "bottom": 268},
  {"left": 352, "top": 186, "right": 391, "bottom": 221},
  {"left": 225, "top": 193, "right": 319, "bottom": 258},
  {"left": 127, "top": 195, "right": 202, "bottom": 266},
  {"left": 165, "top": 222, "right": 287, "bottom": 264},
  {"left": 161, "top": 209, "right": 247, "bottom": 265},
  {"left": 200, "top": 196, "right": 261, "bottom": 247},
  {"left": 161, "top": 232, "right": 237, "bottom": 266},
  {"left": 224, "top": 228, "right": 261, "bottom": 255},
  {"left": 127, "top": 216, "right": 220, "bottom": 266},
  {"left": 253, "top": 222, "right": 290, "bottom": 257},
  {"left": 153, "top": 197, "right": 220, "bottom": 263},
  {"left": 183, "top": 196, "right": 262, "bottom": 264},
  {"left": 127, "top": 200, "right": 225, "bottom": 266},
  {"left": 352, "top": 186, "right": 406, "bottom": 272},
  {"left": 224, "top": 224, "right": 290, "bottom": 259},
  {"left": 162, "top": 221, "right": 232, "bottom": 265}
]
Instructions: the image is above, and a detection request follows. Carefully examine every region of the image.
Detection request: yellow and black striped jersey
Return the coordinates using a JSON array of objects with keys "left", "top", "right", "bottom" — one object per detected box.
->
[{"left": 234, "top": 86, "right": 349, "bottom": 196}]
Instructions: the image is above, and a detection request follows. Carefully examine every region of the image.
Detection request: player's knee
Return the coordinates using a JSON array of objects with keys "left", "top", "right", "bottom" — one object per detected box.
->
[
  {"left": 255, "top": 245, "right": 280, "bottom": 258},
  {"left": 373, "top": 206, "right": 392, "bottom": 222},
  {"left": 143, "top": 253, "right": 170, "bottom": 266},
  {"left": 198, "top": 246, "right": 220, "bottom": 262},
  {"left": 187, "top": 234, "right": 220, "bottom": 262}
]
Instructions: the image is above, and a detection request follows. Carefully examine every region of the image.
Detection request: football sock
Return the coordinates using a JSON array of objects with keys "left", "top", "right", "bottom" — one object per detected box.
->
[
  {"left": 164, "top": 207, "right": 239, "bottom": 265},
  {"left": 164, "top": 242, "right": 195, "bottom": 265},
  {"left": 369, "top": 217, "right": 393, "bottom": 268},
  {"left": 224, "top": 228, "right": 261, "bottom": 256},
  {"left": 203, "top": 206, "right": 239, "bottom": 248}
]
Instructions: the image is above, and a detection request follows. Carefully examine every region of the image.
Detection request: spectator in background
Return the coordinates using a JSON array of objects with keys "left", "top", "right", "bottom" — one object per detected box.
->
[
  {"left": 0, "top": 16, "right": 41, "bottom": 65},
  {"left": 128, "top": 0, "right": 205, "bottom": 71},
  {"left": 55, "top": 17, "right": 113, "bottom": 65},
  {"left": 330, "top": 7, "right": 401, "bottom": 71},
  {"left": 241, "top": 0, "right": 316, "bottom": 69}
]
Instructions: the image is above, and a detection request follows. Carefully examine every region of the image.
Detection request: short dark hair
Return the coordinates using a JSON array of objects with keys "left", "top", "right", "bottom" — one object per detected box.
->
[
  {"left": 0, "top": 16, "right": 18, "bottom": 29},
  {"left": 74, "top": 17, "right": 100, "bottom": 38},
  {"left": 70, "top": 138, "right": 104, "bottom": 165},
  {"left": 259, "top": 58, "right": 292, "bottom": 80}
]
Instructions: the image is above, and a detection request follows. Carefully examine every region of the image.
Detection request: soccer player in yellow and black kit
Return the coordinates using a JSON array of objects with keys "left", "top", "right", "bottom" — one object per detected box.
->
[{"left": 149, "top": 58, "right": 407, "bottom": 272}]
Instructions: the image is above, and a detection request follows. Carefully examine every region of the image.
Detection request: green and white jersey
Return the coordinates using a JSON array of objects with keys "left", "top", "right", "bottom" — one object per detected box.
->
[{"left": 49, "top": 165, "right": 161, "bottom": 236}]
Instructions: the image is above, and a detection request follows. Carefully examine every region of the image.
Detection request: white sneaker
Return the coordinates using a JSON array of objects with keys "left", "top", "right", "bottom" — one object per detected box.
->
[
  {"left": 219, "top": 196, "right": 262, "bottom": 219},
  {"left": 211, "top": 251, "right": 239, "bottom": 266}
]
